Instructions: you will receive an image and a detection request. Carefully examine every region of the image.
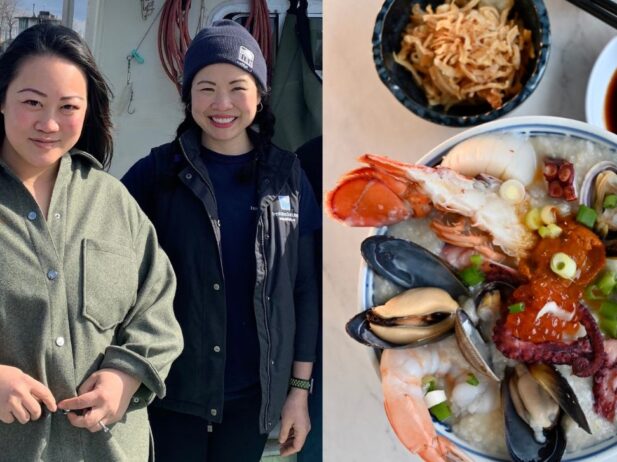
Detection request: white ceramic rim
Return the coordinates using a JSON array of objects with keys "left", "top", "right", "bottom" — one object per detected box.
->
[
  {"left": 357, "top": 116, "right": 617, "bottom": 461},
  {"left": 585, "top": 37, "right": 617, "bottom": 130}
]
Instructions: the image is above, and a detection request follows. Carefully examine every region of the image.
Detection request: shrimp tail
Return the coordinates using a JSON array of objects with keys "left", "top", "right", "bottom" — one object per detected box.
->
[{"left": 382, "top": 348, "right": 473, "bottom": 462}]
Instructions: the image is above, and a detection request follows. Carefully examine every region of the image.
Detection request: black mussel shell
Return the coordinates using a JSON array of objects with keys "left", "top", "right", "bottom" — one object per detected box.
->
[
  {"left": 361, "top": 235, "right": 469, "bottom": 298},
  {"left": 502, "top": 368, "right": 567, "bottom": 462}
]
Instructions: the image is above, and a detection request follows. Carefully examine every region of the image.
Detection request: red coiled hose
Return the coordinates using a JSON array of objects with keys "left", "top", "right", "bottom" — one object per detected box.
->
[
  {"left": 158, "top": 0, "right": 192, "bottom": 94},
  {"left": 157, "top": 0, "right": 272, "bottom": 95},
  {"left": 246, "top": 0, "right": 273, "bottom": 76}
]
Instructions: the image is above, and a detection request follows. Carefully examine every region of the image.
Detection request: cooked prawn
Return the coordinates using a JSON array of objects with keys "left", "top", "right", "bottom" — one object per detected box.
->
[{"left": 380, "top": 336, "right": 499, "bottom": 462}]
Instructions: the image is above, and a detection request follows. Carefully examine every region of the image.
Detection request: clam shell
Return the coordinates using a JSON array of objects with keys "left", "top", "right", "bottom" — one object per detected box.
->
[
  {"left": 579, "top": 160, "right": 617, "bottom": 208},
  {"left": 454, "top": 309, "right": 500, "bottom": 382}
]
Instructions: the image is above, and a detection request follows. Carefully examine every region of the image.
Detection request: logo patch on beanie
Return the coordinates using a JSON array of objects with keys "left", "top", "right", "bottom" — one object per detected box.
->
[{"left": 237, "top": 46, "right": 254, "bottom": 70}]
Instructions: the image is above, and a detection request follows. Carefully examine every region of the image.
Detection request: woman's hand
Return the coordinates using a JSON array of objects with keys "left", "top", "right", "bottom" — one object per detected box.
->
[
  {"left": 57, "top": 368, "right": 141, "bottom": 432},
  {"left": 0, "top": 365, "right": 57, "bottom": 423},
  {"left": 278, "top": 387, "right": 311, "bottom": 456}
]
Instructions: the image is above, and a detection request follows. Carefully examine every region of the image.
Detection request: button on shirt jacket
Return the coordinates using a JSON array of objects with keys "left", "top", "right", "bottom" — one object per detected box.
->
[{"left": 0, "top": 150, "right": 183, "bottom": 461}]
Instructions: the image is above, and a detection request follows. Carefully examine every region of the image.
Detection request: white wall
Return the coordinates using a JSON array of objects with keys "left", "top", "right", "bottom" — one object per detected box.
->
[
  {"left": 86, "top": 0, "right": 185, "bottom": 178},
  {"left": 85, "top": 0, "right": 321, "bottom": 178}
]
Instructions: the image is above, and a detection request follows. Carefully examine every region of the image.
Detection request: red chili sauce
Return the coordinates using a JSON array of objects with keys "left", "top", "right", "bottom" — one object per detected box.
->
[
  {"left": 607, "top": 68, "right": 617, "bottom": 135},
  {"left": 505, "top": 219, "right": 605, "bottom": 342}
]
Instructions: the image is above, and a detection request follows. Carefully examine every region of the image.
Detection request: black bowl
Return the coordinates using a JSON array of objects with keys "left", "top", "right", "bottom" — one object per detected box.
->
[{"left": 373, "top": 0, "right": 551, "bottom": 127}]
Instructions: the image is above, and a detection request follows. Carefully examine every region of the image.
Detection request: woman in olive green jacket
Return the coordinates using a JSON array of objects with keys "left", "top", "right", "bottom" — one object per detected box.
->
[{"left": 0, "top": 24, "right": 183, "bottom": 461}]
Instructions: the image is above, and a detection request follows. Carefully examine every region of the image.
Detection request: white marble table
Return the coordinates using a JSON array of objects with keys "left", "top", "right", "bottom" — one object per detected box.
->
[{"left": 323, "top": 1, "right": 616, "bottom": 461}]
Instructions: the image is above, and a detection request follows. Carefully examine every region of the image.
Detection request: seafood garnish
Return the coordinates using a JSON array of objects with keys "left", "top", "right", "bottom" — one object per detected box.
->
[
  {"left": 381, "top": 337, "right": 496, "bottom": 462},
  {"left": 361, "top": 235, "right": 468, "bottom": 298},
  {"left": 346, "top": 287, "right": 458, "bottom": 349},
  {"left": 580, "top": 161, "right": 617, "bottom": 238},
  {"left": 528, "top": 363, "right": 591, "bottom": 434},
  {"left": 327, "top": 154, "right": 536, "bottom": 259},
  {"left": 441, "top": 134, "right": 537, "bottom": 186},
  {"left": 502, "top": 367, "right": 566, "bottom": 462},
  {"left": 454, "top": 309, "right": 499, "bottom": 382}
]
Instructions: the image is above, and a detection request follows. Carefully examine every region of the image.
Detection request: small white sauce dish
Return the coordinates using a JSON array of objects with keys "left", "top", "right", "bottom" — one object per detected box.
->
[{"left": 586, "top": 36, "right": 617, "bottom": 131}]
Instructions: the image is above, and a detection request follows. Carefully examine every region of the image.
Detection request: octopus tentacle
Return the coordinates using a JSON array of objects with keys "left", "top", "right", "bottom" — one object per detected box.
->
[
  {"left": 593, "top": 340, "right": 617, "bottom": 421},
  {"left": 493, "top": 304, "right": 604, "bottom": 377},
  {"left": 571, "top": 305, "right": 606, "bottom": 377}
]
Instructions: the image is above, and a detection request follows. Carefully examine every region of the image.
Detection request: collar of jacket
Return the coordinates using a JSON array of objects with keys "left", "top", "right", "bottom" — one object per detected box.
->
[
  {"left": 0, "top": 148, "right": 102, "bottom": 179},
  {"left": 69, "top": 149, "right": 103, "bottom": 169},
  {"left": 177, "top": 127, "right": 297, "bottom": 198}
]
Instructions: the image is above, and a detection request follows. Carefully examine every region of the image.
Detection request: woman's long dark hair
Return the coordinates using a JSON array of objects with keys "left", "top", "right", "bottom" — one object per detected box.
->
[
  {"left": 176, "top": 85, "right": 275, "bottom": 156},
  {"left": 0, "top": 23, "right": 113, "bottom": 169}
]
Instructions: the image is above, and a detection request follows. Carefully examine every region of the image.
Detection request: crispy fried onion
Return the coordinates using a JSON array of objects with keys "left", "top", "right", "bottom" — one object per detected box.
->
[{"left": 394, "top": 0, "right": 534, "bottom": 109}]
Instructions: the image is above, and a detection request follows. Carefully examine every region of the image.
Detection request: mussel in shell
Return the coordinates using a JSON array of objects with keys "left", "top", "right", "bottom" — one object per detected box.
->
[
  {"left": 580, "top": 160, "right": 617, "bottom": 238},
  {"left": 361, "top": 235, "right": 469, "bottom": 299},
  {"left": 502, "top": 366, "right": 566, "bottom": 462},
  {"left": 346, "top": 287, "right": 458, "bottom": 349},
  {"left": 528, "top": 363, "right": 591, "bottom": 434}
]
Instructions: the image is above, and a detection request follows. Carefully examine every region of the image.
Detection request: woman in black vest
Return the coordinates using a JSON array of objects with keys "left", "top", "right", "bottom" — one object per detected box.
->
[{"left": 122, "top": 19, "right": 320, "bottom": 462}]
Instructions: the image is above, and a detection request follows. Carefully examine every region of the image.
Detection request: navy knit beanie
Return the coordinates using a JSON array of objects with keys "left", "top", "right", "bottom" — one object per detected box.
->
[{"left": 182, "top": 19, "right": 267, "bottom": 99}]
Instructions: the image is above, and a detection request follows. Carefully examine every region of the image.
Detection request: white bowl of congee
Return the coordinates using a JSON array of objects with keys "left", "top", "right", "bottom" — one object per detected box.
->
[{"left": 342, "top": 116, "right": 617, "bottom": 461}]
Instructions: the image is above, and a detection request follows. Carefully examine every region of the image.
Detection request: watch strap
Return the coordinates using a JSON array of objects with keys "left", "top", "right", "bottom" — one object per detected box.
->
[{"left": 289, "top": 376, "right": 313, "bottom": 393}]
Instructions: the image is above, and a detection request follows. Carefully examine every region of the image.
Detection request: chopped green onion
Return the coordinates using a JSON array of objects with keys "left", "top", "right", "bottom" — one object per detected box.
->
[
  {"left": 550, "top": 252, "right": 577, "bottom": 280},
  {"left": 525, "top": 208, "right": 542, "bottom": 230},
  {"left": 584, "top": 284, "right": 606, "bottom": 301},
  {"left": 604, "top": 194, "right": 617, "bottom": 209},
  {"left": 458, "top": 267, "right": 485, "bottom": 287},
  {"left": 576, "top": 205, "right": 597, "bottom": 228},
  {"left": 600, "top": 317, "right": 617, "bottom": 338},
  {"left": 598, "top": 272, "right": 617, "bottom": 296},
  {"left": 508, "top": 302, "right": 525, "bottom": 314},
  {"left": 538, "top": 223, "right": 563, "bottom": 239},
  {"left": 422, "top": 376, "right": 437, "bottom": 393},
  {"left": 600, "top": 300, "right": 617, "bottom": 320},
  {"left": 466, "top": 373, "right": 480, "bottom": 386},
  {"left": 469, "top": 254, "right": 483, "bottom": 267},
  {"left": 540, "top": 205, "right": 557, "bottom": 225},
  {"left": 429, "top": 401, "right": 452, "bottom": 421}
]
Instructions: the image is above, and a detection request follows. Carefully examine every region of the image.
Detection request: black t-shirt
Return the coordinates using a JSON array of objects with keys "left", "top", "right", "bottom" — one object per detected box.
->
[
  {"left": 202, "top": 146, "right": 321, "bottom": 398},
  {"left": 202, "top": 147, "right": 260, "bottom": 398}
]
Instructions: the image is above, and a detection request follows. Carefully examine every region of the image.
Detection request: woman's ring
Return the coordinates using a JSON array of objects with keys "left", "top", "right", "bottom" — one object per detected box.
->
[{"left": 98, "top": 420, "right": 110, "bottom": 433}]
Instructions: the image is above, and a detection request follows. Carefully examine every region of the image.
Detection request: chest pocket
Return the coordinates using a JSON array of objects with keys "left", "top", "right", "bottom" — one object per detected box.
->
[{"left": 82, "top": 238, "right": 138, "bottom": 330}]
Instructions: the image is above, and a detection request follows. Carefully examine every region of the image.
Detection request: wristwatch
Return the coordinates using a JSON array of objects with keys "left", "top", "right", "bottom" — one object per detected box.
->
[{"left": 289, "top": 376, "right": 314, "bottom": 393}]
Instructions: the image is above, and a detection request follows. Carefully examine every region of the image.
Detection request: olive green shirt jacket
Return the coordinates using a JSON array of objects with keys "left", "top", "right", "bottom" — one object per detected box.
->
[{"left": 0, "top": 150, "right": 183, "bottom": 461}]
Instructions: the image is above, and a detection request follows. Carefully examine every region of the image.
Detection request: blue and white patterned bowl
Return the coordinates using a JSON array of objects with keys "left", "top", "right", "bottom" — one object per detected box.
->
[
  {"left": 372, "top": 0, "right": 551, "bottom": 127},
  {"left": 359, "top": 116, "right": 617, "bottom": 461}
]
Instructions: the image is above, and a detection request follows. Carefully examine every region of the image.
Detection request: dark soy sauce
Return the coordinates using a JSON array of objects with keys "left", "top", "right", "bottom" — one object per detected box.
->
[{"left": 606, "top": 68, "right": 617, "bottom": 134}]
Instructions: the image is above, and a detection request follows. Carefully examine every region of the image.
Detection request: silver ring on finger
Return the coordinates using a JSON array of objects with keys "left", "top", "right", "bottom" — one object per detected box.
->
[{"left": 98, "top": 420, "right": 110, "bottom": 433}]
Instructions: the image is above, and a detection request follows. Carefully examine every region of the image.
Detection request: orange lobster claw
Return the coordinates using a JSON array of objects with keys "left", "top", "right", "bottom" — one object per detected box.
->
[{"left": 326, "top": 154, "right": 431, "bottom": 227}]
